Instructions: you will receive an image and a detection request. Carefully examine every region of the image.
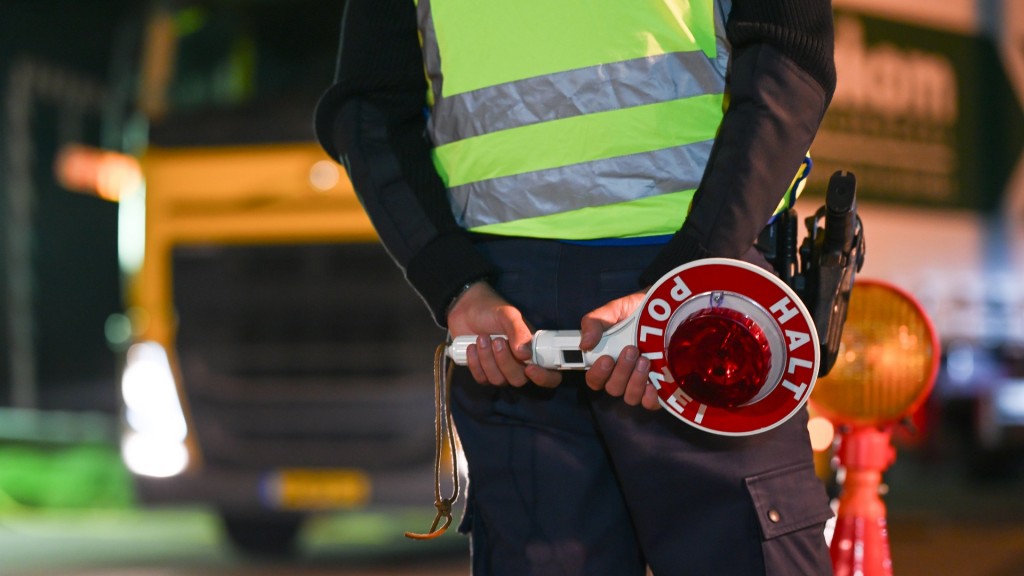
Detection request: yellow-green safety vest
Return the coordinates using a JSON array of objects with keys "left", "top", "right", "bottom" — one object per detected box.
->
[{"left": 417, "top": 0, "right": 735, "bottom": 240}]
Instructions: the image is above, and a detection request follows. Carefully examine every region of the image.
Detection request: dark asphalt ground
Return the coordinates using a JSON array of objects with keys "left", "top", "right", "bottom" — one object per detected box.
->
[{"left": 0, "top": 451, "right": 1021, "bottom": 576}]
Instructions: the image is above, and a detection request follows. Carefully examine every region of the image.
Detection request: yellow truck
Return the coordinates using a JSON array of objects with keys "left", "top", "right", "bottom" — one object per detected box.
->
[{"left": 61, "top": 0, "right": 443, "bottom": 555}]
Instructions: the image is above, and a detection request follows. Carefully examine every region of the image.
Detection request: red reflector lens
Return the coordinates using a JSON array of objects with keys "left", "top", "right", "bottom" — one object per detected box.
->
[{"left": 667, "top": 307, "right": 771, "bottom": 408}]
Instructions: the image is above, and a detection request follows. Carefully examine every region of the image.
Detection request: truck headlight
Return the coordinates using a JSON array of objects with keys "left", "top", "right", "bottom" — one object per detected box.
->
[{"left": 120, "top": 341, "right": 189, "bottom": 477}]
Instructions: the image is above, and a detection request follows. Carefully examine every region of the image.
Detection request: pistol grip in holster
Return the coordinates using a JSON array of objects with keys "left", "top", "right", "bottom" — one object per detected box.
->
[{"left": 757, "top": 170, "right": 866, "bottom": 377}]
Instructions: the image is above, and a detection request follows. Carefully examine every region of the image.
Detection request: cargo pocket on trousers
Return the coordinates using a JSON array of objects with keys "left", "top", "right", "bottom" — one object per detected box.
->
[{"left": 745, "top": 461, "right": 834, "bottom": 576}]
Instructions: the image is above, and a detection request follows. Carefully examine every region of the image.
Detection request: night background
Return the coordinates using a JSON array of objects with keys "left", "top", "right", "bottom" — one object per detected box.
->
[{"left": 0, "top": 0, "right": 1023, "bottom": 574}]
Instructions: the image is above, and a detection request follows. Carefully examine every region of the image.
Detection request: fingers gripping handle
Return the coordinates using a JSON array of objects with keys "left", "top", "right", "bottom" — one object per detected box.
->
[{"left": 447, "top": 319, "right": 636, "bottom": 370}]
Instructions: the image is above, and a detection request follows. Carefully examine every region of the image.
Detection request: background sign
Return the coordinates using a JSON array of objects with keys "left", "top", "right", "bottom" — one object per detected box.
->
[{"left": 808, "top": 10, "right": 1024, "bottom": 213}]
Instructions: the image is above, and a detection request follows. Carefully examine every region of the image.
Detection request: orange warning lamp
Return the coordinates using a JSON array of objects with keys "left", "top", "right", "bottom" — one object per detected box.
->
[
  {"left": 810, "top": 279, "right": 939, "bottom": 576},
  {"left": 811, "top": 279, "right": 938, "bottom": 426}
]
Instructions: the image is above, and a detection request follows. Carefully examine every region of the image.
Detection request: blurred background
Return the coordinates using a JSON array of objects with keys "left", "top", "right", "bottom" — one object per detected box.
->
[{"left": 0, "top": 0, "right": 1022, "bottom": 574}]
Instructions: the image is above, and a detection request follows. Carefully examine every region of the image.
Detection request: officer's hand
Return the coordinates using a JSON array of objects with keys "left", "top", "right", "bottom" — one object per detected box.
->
[
  {"left": 447, "top": 282, "right": 561, "bottom": 388},
  {"left": 580, "top": 291, "right": 660, "bottom": 410}
]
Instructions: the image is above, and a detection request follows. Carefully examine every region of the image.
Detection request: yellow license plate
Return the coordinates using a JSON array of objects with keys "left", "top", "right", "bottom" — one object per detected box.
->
[{"left": 265, "top": 469, "right": 372, "bottom": 510}]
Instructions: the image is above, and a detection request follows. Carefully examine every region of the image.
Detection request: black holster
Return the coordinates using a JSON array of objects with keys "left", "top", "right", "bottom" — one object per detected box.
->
[{"left": 757, "top": 171, "right": 866, "bottom": 377}]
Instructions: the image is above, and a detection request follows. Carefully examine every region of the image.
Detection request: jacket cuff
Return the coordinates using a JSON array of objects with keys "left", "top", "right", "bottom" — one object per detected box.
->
[{"left": 405, "top": 233, "right": 495, "bottom": 327}]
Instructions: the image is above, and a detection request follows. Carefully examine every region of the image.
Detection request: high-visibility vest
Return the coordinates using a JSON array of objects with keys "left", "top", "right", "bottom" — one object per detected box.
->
[{"left": 417, "top": 0, "right": 731, "bottom": 240}]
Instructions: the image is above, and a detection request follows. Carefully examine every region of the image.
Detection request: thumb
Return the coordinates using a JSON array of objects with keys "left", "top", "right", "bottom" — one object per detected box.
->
[
  {"left": 497, "top": 309, "right": 534, "bottom": 362},
  {"left": 579, "top": 313, "right": 614, "bottom": 351},
  {"left": 579, "top": 291, "right": 646, "bottom": 351}
]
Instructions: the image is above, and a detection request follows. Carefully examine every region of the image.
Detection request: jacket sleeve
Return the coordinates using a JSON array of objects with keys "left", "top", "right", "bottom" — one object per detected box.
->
[
  {"left": 314, "top": 0, "right": 494, "bottom": 327},
  {"left": 639, "top": 0, "right": 837, "bottom": 286}
]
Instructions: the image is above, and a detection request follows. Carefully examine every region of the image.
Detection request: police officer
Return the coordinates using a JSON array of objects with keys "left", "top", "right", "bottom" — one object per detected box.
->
[{"left": 316, "top": 1, "right": 837, "bottom": 573}]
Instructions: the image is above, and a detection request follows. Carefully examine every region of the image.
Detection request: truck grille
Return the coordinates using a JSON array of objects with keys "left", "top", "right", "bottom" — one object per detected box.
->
[{"left": 172, "top": 242, "right": 444, "bottom": 470}]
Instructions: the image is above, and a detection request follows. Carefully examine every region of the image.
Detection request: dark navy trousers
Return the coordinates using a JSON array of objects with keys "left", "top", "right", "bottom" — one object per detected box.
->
[{"left": 451, "top": 238, "right": 834, "bottom": 576}]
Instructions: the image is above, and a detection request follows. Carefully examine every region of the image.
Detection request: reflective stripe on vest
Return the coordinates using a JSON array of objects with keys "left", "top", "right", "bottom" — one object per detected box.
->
[{"left": 418, "top": 0, "right": 730, "bottom": 239}]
